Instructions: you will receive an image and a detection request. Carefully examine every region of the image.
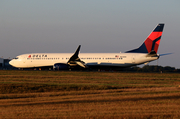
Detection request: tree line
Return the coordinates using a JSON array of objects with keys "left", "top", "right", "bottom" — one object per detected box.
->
[{"left": 125, "top": 65, "right": 180, "bottom": 73}]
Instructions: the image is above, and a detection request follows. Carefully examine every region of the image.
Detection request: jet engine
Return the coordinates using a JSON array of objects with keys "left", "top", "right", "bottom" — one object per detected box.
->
[{"left": 53, "top": 63, "right": 70, "bottom": 70}]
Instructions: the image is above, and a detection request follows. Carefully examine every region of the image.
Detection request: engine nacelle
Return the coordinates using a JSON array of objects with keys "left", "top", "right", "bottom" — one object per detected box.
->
[{"left": 53, "top": 63, "right": 70, "bottom": 70}]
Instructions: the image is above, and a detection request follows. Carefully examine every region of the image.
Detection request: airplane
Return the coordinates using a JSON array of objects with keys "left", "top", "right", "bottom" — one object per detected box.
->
[{"left": 9, "top": 23, "right": 167, "bottom": 70}]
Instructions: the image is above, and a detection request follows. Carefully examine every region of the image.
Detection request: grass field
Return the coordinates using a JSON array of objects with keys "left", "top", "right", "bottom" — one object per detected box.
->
[{"left": 0, "top": 70, "right": 180, "bottom": 118}]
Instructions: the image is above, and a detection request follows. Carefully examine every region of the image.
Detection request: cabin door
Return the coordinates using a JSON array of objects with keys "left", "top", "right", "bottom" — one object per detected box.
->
[{"left": 132, "top": 55, "right": 136, "bottom": 63}]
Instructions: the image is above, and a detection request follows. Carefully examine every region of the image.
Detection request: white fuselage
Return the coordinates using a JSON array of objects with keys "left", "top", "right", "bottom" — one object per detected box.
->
[
  {"left": 9, "top": 53, "right": 158, "bottom": 68},
  {"left": 9, "top": 24, "right": 164, "bottom": 69}
]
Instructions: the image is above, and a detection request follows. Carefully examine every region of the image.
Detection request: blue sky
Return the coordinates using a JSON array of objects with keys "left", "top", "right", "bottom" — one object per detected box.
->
[{"left": 0, "top": 0, "right": 180, "bottom": 68}]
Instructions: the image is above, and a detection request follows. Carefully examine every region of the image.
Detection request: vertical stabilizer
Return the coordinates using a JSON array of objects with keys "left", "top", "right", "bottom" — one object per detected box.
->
[{"left": 126, "top": 23, "right": 164, "bottom": 53}]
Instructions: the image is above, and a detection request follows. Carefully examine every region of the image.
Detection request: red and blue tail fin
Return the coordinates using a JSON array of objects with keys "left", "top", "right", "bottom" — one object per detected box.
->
[{"left": 126, "top": 23, "right": 164, "bottom": 53}]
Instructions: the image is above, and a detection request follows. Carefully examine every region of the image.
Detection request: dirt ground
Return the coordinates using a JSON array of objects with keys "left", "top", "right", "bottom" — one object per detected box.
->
[{"left": 0, "top": 71, "right": 180, "bottom": 118}]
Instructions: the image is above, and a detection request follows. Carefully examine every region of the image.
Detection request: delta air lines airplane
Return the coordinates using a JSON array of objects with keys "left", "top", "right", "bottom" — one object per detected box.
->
[{"left": 10, "top": 24, "right": 167, "bottom": 70}]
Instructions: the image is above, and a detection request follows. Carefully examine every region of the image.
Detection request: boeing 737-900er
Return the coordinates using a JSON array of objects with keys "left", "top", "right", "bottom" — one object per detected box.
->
[{"left": 10, "top": 23, "right": 169, "bottom": 70}]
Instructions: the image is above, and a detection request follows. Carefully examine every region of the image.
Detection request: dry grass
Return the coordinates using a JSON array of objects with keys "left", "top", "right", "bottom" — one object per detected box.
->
[{"left": 0, "top": 70, "right": 180, "bottom": 118}]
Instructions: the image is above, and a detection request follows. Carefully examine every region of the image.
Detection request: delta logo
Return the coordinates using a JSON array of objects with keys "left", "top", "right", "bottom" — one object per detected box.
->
[
  {"left": 28, "top": 55, "right": 31, "bottom": 58},
  {"left": 27, "top": 54, "right": 48, "bottom": 58},
  {"left": 115, "top": 55, "right": 119, "bottom": 58}
]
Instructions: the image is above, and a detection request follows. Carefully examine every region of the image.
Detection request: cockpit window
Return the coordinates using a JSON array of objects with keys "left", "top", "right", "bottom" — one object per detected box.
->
[{"left": 13, "top": 57, "right": 19, "bottom": 59}]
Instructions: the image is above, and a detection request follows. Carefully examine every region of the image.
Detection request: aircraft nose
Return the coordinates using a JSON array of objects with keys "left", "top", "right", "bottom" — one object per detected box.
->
[{"left": 9, "top": 60, "right": 15, "bottom": 67}]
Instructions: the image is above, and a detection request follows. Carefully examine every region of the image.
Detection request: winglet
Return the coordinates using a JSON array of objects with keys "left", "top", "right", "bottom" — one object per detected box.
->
[
  {"left": 67, "top": 45, "right": 88, "bottom": 68},
  {"left": 74, "top": 45, "right": 81, "bottom": 58},
  {"left": 68, "top": 45, "right": 81, "bottom": 61}
]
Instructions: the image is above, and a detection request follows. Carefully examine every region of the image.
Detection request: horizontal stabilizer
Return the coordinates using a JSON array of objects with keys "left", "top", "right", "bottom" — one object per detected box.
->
[{"left": 159, "top": 53, "right": 173, "bottom": 56}]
